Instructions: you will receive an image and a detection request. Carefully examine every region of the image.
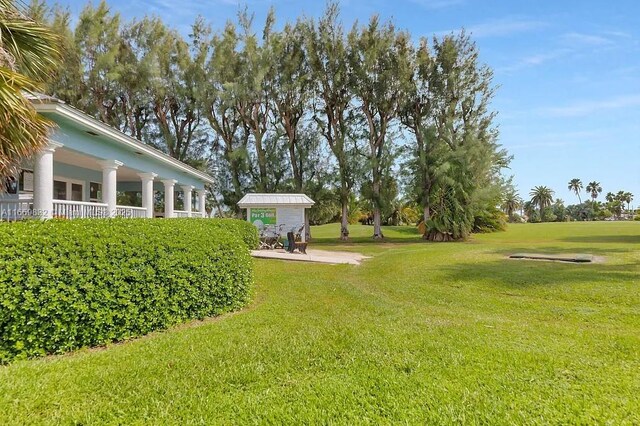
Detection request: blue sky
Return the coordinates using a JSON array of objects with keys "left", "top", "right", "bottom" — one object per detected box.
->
[{"left": 55, "top": 0, "right": 640, "bottom": 205}]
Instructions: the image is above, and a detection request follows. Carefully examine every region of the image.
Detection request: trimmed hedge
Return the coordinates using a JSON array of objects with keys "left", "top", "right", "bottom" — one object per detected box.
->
[
  {"left": 0, "top": 218, "right": 256, "bottom": 363},
  {"left": 206, "top": 218, "right": 259, "bottom": 250}
]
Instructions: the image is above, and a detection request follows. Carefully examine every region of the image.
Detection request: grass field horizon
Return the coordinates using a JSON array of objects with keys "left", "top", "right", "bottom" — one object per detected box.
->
[{"left": 1, "top": 222, "right": 638, "bottom": 424}]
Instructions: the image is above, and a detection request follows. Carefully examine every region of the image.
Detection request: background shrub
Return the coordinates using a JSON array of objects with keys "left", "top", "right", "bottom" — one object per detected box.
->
[{"left": 0, "top": 218, "right": 256, "bottom": 363}]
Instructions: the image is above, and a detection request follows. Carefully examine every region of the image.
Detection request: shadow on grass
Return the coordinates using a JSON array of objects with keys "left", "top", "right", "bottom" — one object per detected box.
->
[
  {"left": 310, "top": 226, "right": 424, "bottom": 246},
  {"left": 560, "top": 235, "right": 640, "bottom": 245},
  {"left": 310, "top": 236, "right": 424, "bottom": 246},
  {"left": 441, "top": 258, "right": 638, "bottom": 289},
  {"left": 388, "top": 226, "right": 423, "bottom": 236},
  {"left": 491, "top": 245, "right": 632, "bottom": 256}
]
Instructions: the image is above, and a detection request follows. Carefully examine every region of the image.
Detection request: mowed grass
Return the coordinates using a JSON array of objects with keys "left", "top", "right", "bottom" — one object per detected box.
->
[{"left": 1, "top": 222, "right": 639, "bottom": 424}]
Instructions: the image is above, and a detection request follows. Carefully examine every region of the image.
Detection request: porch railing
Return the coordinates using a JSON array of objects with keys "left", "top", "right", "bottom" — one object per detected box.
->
[
  {"left": 1, "top": 198, "right": 207, "bottom": 221},
  {"left": 53, "top": 200, "right": 108, "bottom": 219},
  {"left": 0, "top": 199, "right": 34, "bottom": 221},
  {"left": 116, "top": 205, "right": 147, "bottom": 218}
]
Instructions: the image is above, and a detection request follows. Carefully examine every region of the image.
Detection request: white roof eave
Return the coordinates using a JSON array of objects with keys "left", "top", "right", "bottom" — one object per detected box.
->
[
  {"left": 34, "top": 102, "right": 215, "bottom": 184},
  {"left": 237, "top": 193, "right": 316, "bottom": 208},
  {"left": 239, "top": 203, "right": 315, "bottom": 208}
]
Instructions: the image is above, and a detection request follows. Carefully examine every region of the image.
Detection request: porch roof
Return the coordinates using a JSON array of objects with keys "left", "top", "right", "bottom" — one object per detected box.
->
[{"left": 30, "top": 96, "right": 215, "bottom": 185}]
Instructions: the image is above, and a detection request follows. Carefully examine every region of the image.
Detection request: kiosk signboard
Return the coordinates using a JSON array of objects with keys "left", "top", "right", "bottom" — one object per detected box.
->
[{"left": 250, "top": 207, "right": 277, "bottom": 227}]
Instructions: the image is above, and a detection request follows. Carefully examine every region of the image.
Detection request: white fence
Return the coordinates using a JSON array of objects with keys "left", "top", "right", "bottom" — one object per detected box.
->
[
  {"left": 53, "top": 200, "right": 108, "bottom": 219},
  {"left": 115, "top": 205, "right": 147, "bottom": 218},
  {"left": 0, "top": 199, "right": 34, "bottom": 221},
  {"left": 1, "top": 198, "right": 207, "bottom": 221}
]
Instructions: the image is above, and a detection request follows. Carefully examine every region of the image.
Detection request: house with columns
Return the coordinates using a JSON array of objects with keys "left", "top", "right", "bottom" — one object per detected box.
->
[{"left": 0, "top": 96, "right": 214, "bottom": 221}]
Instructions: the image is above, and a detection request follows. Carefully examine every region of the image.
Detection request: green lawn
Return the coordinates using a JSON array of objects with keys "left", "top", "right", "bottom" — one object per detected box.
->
[{"left": 1, "top": 222, "right": 639, "bottom": 424}]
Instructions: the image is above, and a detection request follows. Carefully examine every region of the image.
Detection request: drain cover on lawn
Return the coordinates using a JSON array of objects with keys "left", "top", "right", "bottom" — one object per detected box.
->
[{"left": 509, "top": 253, "right": 594, "bottom": 263}]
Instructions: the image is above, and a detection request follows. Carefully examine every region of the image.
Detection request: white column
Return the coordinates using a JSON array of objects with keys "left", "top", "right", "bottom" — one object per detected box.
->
[
  {"left": 33, "top": 143, "right": 62, "bottom": 219},
  {"left": 196, "top": 189, "right": 207, "bottom": 218},
  {"left": 98, "top": 160, "right": 123, "bottom": 218},
  {"left": 138, "top": 172, "right": 157, "bottom": 218},
  {"left": 162, "top": 179, "right": 177, "bottom": 218},
  {"left": 181, "top": 185, "right": 194, "bottom": 217}
]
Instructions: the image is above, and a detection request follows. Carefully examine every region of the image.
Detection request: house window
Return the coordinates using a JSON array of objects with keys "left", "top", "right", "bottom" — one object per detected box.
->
[
  {"left": 54, "top": 180, "right": 67, "bottom": 200},
  {"left": 53, "top": 177, "right": 85, "bottom": 202},
  {"left": 71, "top": 183, "right": 83, "bottom": 201},
  {"left": 89, "top": 182, "right": 102, "bottom": 202},
  {"left": 18, "top": 170, "right": 33, "bottom": 193}
]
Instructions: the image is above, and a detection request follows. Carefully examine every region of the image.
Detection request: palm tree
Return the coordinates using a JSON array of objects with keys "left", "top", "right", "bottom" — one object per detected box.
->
[
  {"left": 0, "top": 1, "right": 60, "bottom": 183},
  {"left": 501, "top": 191, "right": 522, "bottom": 222},
  {"left": 568, "top": 178, "right": 583, "bottom": 203},
  {"left": 623, "top": 192, "right": 633, "bottom": 213},
  {"left": 605, "top": 192, "right": 615, "bottom": 203},
  {"left": 523, "top": 201, "right": 534, "bottom": 216},
  {"left": 586, "top": 181, "right": 603, "bottom": 204},
  {"left": 529, "top": 186, "right": 555, "bottom": 217}
]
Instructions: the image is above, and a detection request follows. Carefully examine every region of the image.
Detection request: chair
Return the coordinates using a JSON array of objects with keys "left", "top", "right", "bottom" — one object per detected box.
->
[{"left": 287, "top": 231, "right": 308, "bottom": 254}]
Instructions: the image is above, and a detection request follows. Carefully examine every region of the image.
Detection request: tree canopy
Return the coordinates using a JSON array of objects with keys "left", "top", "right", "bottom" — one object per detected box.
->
[{"left": 26, "top": 0, "right": 511, "bottom": 240}]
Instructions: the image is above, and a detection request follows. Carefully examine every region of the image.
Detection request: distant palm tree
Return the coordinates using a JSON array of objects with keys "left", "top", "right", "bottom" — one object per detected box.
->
[
  {"left": 568, "top": 178, "right": 583, "bottom": 203},
  {"left": 623, "top": 192, "right": 633, "bottom": 212},
  {"left": 0, "top": 1, "right": 60, "bottom": 183},
  {"left": 586, "top": 181, "right": 602, "bottom": 204},
  {"left": 523, "top": 201, "right": 535, "bottom": 217},
  {"left": 529, "top": 186, "right": 555, "bottom": 216},
  {"left": 501, "top": 191, "right": 522, "bottom": 221},
  {"left": 605, "top": 192, "right": 615, "bottom": 203}
]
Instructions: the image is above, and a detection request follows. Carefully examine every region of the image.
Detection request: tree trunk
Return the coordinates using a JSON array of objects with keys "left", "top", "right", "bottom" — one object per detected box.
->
[
  {"left": 289, "top": 138, "right": 303, "bottom": 193},
  {"left": 423, "top": 205, "right": 430, "bottom": 223},
  {"left": 340, "top": 199, "right": 349, "bottom": 241},
  {"left": 304, "top": 209, "right": 311, "bottom": 241},
  {"left": 254, "top": 133, "right": 268, "bottom": 192},
  {"left": 421, "top": 205, "right": 430, "bottom": 239},
  {"left": 424, "top": 229, "right": 457, "bottom": 242},
  {"left": 372, "top": 175, "right": 383, "bottom": 239},
  {"left": 373, "top": 207, "right": 383, "bottom": 239}
]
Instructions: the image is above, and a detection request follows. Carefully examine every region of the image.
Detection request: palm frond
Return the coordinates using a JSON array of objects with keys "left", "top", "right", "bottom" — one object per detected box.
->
[
  {"left": 0, "top": 1, "right": 59, "bottom": 184},
  {"left": 0, "top": 0, "right": 60, "bottom": 78},
  {"left": 0, "top": 67, "right": 52, "bottom": 179}
]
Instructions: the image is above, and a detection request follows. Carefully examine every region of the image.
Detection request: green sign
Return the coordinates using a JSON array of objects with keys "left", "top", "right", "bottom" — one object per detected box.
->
[{"left": 250, "top": 208, "right": 277, "bottom": 226}]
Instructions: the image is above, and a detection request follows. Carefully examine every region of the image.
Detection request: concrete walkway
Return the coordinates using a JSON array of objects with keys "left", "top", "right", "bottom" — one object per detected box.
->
[{"left": 251, "top": 249, "right": 370, "bottom": 265}]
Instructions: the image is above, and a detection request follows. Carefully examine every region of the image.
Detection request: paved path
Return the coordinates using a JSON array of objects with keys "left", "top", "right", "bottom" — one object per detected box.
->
[{"left": 251, "top": 249, "right": 370, "bottom": 265}]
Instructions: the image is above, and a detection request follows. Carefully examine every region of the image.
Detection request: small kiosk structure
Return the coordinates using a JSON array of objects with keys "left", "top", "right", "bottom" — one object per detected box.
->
[{"left": 238, "top": 193, "right": 315, "bottom": 244}]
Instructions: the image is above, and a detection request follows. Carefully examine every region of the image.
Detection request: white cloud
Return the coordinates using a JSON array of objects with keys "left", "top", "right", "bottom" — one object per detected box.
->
[
  {"left": 409, "top": 0, "right": 465, "bottom": 9},
  {"left": 438, "top": 17, "right": 547, "bottom": 38},
  {"left": 560, "top": 32, "right": 614, "bottom": 47},
  {"left": 497, "top": 49, "right": 571, "bottom": 73},
  {"left": 506, "top": 130, "right": 605, "bottom": 150},
  {"left": 541, "top": 94, "right": 640, "bottom": 117},
  {"left": 498, "top": 30, "right": 633, "bottom": 74}
]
